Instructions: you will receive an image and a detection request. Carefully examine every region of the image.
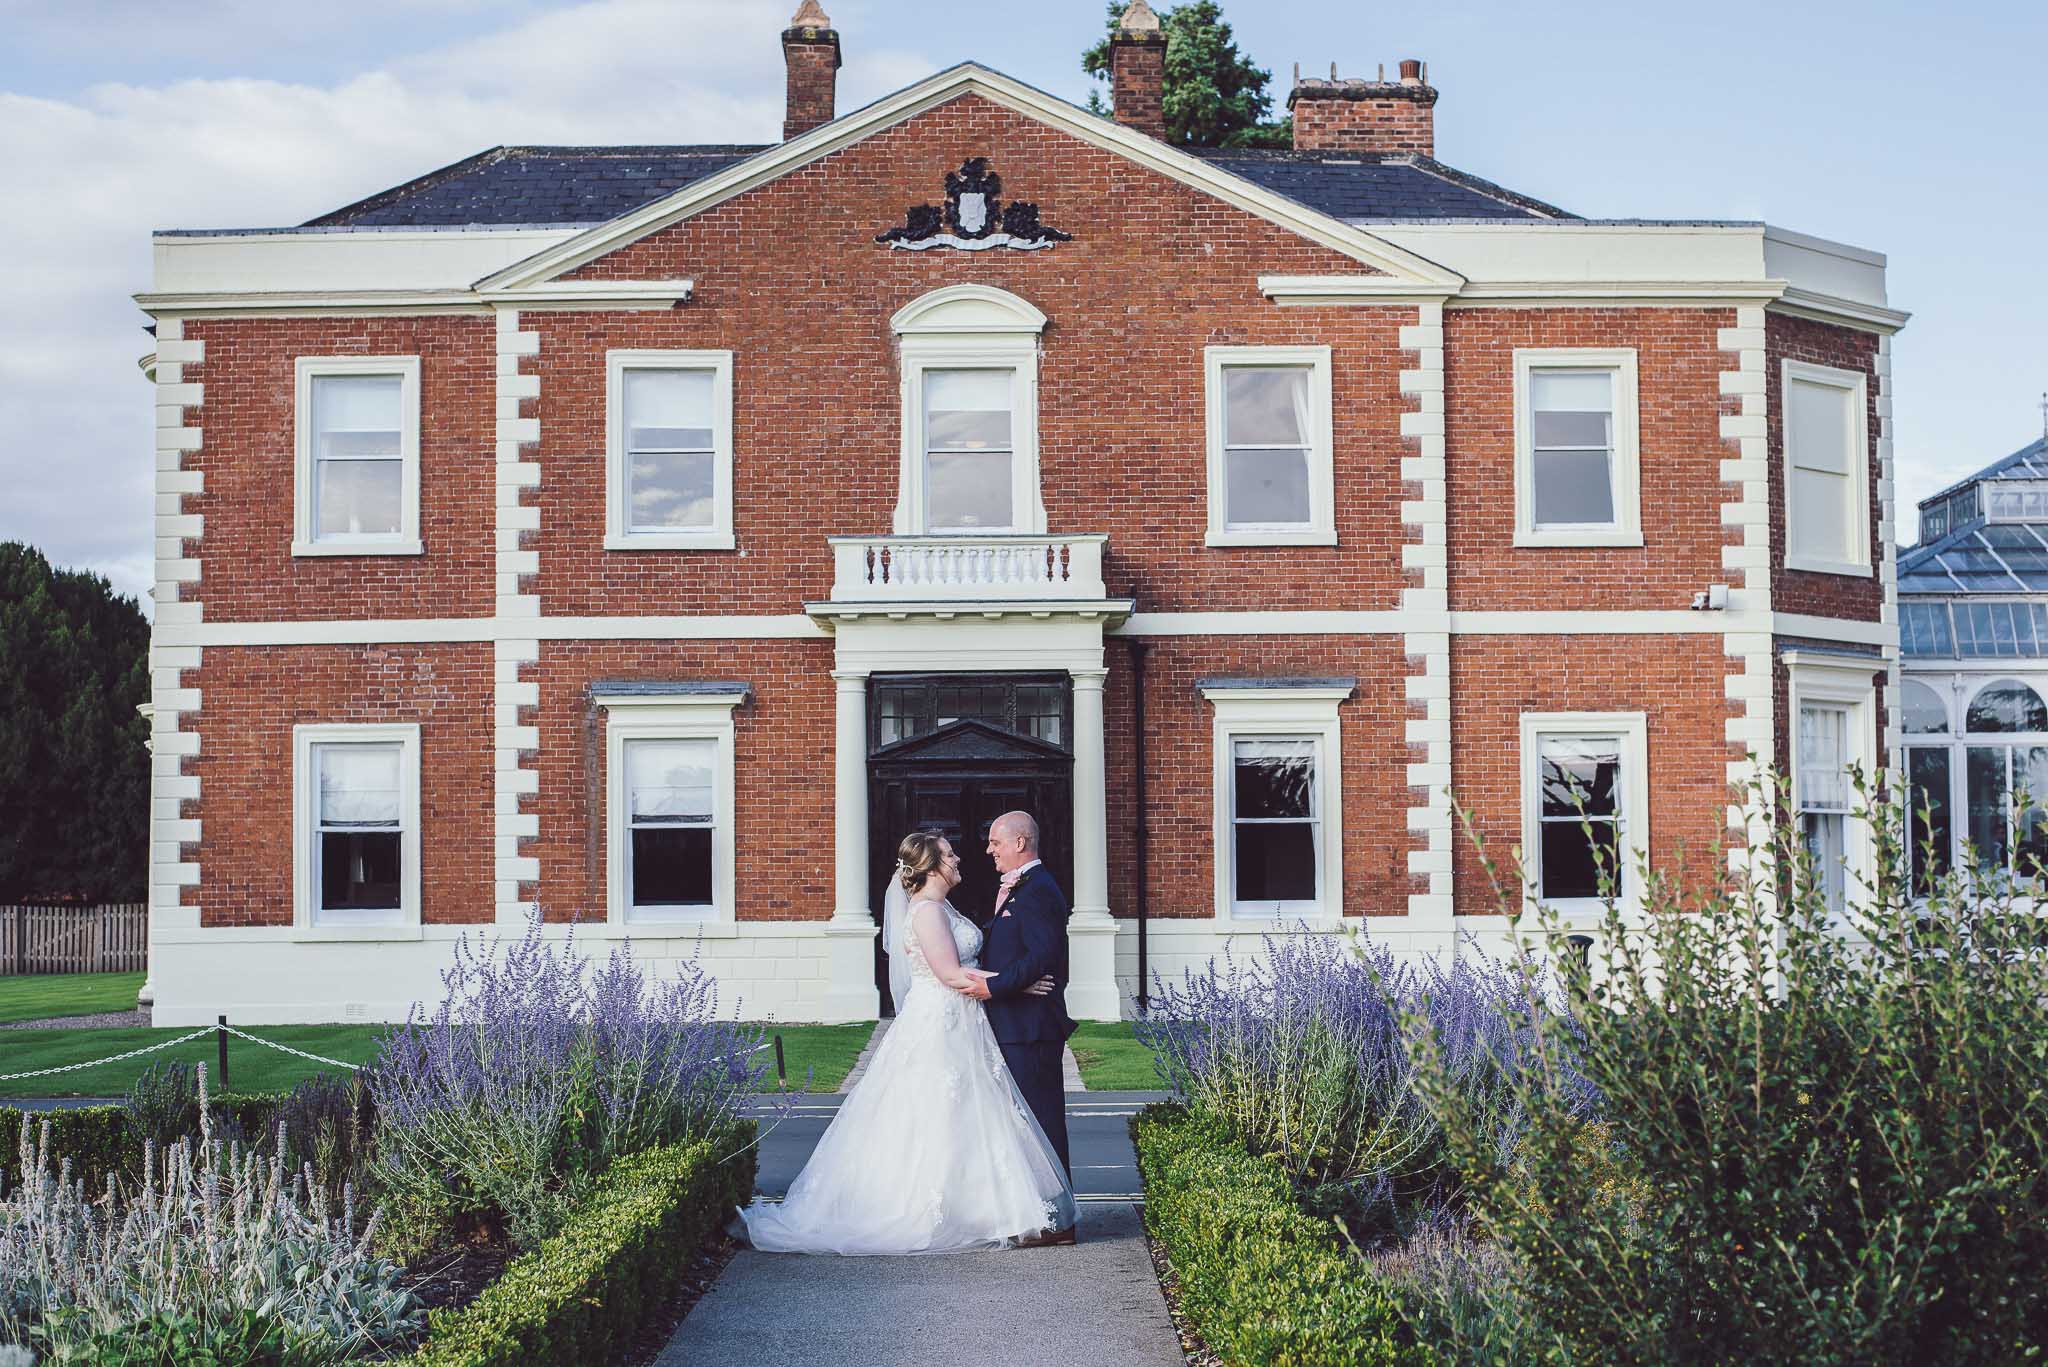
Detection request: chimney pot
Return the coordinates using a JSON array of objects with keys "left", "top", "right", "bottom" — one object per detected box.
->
[
  {"left": 781, "top": 2, "right": 840, "bottom": 141},
  {"left": 1399, "top": 58, "right": 1423, "bottom": 84},
  {"left": 1109, "top": 1, "right": 1167, "bottom": 140}
]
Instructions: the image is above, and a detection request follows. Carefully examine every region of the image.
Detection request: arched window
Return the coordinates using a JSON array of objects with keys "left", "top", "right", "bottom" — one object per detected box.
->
[
  {"left": 1900, "top": 680, "right": 1949, "bottom": 735},
  {"left": 1965, "top": 679, "right": 2048, "bottom": 733}
]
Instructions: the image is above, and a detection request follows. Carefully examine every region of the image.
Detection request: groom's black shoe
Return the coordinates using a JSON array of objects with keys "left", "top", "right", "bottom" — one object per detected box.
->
[{"left": 1012, "top": 1224, "right": 1078, "bottom": 1249}]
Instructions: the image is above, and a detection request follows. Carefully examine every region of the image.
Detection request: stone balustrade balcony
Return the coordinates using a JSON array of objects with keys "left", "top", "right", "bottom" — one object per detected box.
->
[{"left": 822, "top": 534, "right": 1113, "bottom": 609}]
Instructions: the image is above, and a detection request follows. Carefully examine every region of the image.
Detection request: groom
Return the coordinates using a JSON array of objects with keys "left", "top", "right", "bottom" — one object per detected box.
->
[{"left": 965, "top": 810, "right": 1077, "bottom": 1240}]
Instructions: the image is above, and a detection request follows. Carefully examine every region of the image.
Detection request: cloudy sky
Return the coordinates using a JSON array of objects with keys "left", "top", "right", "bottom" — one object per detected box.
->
[{"left": 3, "top": 0, "right": 2042, "bottom": 606}]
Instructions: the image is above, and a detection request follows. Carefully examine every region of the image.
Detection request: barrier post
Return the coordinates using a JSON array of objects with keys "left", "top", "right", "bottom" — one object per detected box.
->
[{"left": 217, "top": 1014, "right": 230, "bottom": 1091}]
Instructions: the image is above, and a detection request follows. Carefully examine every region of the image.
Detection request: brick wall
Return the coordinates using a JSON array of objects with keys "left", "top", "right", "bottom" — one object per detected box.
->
[
  {"left": 184, "top": 317, "right": 497, "bottom": 621},
  {"left": 1767, "top": 312, "right": 1883, "bottom": 619},
  {"left": 1444, "top": 307, "right": 1737, "bottom": 611},
  {"left": 187, "top": 644, "right": 495, "bottom": 927},
  {"left": 1448, "top": 634, "right": 1737, "bottom": 915},
  {"left": 1289, "top": 86, "right": 1436, "bottom": 157}
]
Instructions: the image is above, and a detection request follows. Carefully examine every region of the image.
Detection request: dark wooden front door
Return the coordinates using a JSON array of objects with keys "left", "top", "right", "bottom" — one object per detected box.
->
[{"left": 867, "top": 676, "right": 1073, "bottom": 1015}]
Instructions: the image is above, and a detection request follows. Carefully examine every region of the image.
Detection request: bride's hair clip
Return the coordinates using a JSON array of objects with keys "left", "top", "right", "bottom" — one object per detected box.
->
[{"left": 894, "top": 860, "right": 912, "bottom": 877}]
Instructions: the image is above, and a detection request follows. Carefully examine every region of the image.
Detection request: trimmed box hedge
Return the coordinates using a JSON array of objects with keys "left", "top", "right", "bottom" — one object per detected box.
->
[
  {"left": 1132, "top": 1104, "right": 1429, "bottom": 1367},
  {"left": 1, "top": 1096, "right": 280, "bottom": 1194},
  {"left": 410, "top": 1121, "right": 757, "bottom": 1366}
]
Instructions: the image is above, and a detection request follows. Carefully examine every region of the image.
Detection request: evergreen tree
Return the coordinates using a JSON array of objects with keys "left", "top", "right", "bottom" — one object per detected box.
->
[
  {"left": 0, "top": 542, "right": 150, "bottom": 902},
  {"left": 1083, "top": 0, "right": 1291, "bottom": 149}
]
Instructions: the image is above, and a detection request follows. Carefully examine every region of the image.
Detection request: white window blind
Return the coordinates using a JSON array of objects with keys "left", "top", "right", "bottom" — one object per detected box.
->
[
  {"left": 1529, "top": 369, "right": 1616, "bottom": 528},
  {"left": 623, "top": 369, "right": 717, "bottom": 531},
  {"left": 311, "top": 375, "right": 403, "bottom": 537},
  {"left": 1221, "top": 366, "right": 1313, "bottom": 528},
  {"left": 923, "top": 368, "right": 1015, "bottom": 531},
  {"left": 1787, "top": 375, "right": 1854, "bottom": 563}
]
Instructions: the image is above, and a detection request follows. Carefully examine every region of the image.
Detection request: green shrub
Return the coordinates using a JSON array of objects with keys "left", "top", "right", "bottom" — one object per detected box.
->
[
  {"left": 410, "top": 1121, "right": 756, "bottom": 1367},
  {"left": 1403, "top": 780, "right": 2048, "bottom": 1364},
  {"left": 1, "top": 1095, "right": 282, "bottom": 1198},
  {"left": 1132, "top": 1104, "right": 1429, "bottom": 1367}
]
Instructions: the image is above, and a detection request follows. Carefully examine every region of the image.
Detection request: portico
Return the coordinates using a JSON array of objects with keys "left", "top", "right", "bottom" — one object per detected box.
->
[{"left": 809, "top": 533, "right": 1132, "bottom": 1022}]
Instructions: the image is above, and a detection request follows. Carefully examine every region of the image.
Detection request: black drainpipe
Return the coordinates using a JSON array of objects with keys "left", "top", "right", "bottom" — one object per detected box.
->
[{"left": 1130, "top": 638, "right": 1151, "bottom": 1015}]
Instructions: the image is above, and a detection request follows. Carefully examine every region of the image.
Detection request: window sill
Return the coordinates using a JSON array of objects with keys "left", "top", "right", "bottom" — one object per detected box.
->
[
  {"left": 1784, "top": 555, "right": 1874, "bottom": 578},
  {"left": 603, "top": 532, "right": 738, "bottom": 552},
  {"left": 1218, "top": 912, "right": 1342, "bottom": 933},
  {"left": 292, "top": 539, "right": 424, "bottom": 558},
  {"left": 1512, "top": 528, "right": 1644, "bottom": 549},
  {"left": 1205, "top": 529, "right": 1338, "bottom": 549},
  {"left": 291, "top": 923, "right": 424, "bottom": 943},
  {"left": 602, "top": 917, "right": 738, "bottom": 939}
]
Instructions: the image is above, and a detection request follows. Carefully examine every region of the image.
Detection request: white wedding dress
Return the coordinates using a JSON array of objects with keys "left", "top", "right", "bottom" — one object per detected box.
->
[{"left": 737, "top": 898, "right": 1077, "bottom": 1255}]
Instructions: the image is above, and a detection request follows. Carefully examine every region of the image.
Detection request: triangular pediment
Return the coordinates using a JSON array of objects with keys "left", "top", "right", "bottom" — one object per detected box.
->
[
  {"left": 476, "top": 63, "right": 1464, "bottom": 297},
  {"left": 874, "top": 718, "right": 1071, "bottom": 765}
]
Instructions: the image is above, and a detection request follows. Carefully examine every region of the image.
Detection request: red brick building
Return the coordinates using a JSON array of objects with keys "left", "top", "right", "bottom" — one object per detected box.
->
[{"left": 137, "top": 4, "right": 1906, "bottom": 1025}]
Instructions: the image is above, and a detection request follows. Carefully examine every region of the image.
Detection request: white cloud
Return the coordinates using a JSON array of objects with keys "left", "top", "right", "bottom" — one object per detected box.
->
[{"left": 0, "top": 0, "right": 929, "bottom": 604}]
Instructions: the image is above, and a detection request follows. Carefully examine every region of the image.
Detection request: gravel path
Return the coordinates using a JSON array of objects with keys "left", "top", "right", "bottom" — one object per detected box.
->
[{"left": 0, "top": 1009, "right": 152, "bottom": 1031}]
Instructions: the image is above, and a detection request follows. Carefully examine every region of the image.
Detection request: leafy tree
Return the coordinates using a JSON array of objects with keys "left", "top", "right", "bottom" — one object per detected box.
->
[
  {"left": 0, "top": 542, "right": 150, "bottom": 901},
  {"left": 1083, "top": 0, "right": 1291, "bottom": 149}
]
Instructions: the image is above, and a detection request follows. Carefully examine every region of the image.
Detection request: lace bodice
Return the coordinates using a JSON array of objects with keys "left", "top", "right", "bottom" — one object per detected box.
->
[{"left": 904, "top": 899, "right": 982, "bottom": 982}]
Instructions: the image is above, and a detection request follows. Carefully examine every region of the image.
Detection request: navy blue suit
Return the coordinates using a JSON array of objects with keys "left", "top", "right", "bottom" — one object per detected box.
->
[{"left": 979, "top": 863, "right": 1075, "bottom": 1180}]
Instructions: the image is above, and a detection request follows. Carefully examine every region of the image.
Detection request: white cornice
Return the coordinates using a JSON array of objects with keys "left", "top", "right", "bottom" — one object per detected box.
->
[
  {"left": 137, "top": 279, "right": 695, "bottom": 319},
  {"left": 1767, "top": 286, "right": 1911, "bottom": 335},
  {"left": 1258, "top": 276, "right": 1456, "bottom": 305},
  {"left": 1452, "top": 279, "right": 1787, "bottom": 305},
  {"left": 472, "top": 64, "right": 1468, "bottom": 294}
]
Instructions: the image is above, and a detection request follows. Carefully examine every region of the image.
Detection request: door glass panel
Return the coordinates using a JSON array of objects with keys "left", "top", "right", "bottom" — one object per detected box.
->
[
  {"left": 1967, "top": 745, "right": 2010, "bottom": 873},
  {"left": 1907, "top": 746, "right": 1951, "bottom": 896}
]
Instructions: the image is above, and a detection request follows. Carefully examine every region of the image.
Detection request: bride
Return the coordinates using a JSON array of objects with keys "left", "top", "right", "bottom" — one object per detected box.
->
[{"left": 737, "top": 831, "right": 1078, "bottom": 1255}]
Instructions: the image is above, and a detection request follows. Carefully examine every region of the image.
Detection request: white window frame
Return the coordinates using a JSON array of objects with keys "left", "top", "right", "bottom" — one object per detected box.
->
[
  {"left": 891, "top": 286, "right": 1046, "bottom": 536},
  {"left": 1781, "top": 358, "right": 1873, "bottom": 577},
  {"left": 291, "top": 723, "right": 422, "bottom": 939},
  {"left": 1203, "top": 345, "right": 1336, "bottom": 547},
  {"left": 292, "top": 356, "right": 423, "bottom": 557},
  {"left": 604, "top": 349, "right": 736, "bottom": 551},
  {"left": 1518, "top": 712, "right": 1650, "bottom": 920},
  {"left": 1784, "top": 652, "right": 1880, "bottom": 911},
  {"left": 598, "top": 689, "right": 744, "bottom": 935},
  {"left": 1512, "top": 348, "right": 1642, "bottom": 548},
  {"left": 1201, "top": 682, "right": 1348, "bottom": 924}
]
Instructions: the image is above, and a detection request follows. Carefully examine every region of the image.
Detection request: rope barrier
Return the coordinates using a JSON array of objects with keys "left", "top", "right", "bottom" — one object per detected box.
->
[
  {"left": 215, "top": 1025, "right": 361, "bottom": 1071},
  {"left": 0, "top": 1027, "right": 215, "bottom": 1083}
]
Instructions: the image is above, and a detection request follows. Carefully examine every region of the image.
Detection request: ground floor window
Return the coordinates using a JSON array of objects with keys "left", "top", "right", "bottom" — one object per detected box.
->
[
  {"left": 293, "top": 723, "right": 420, "bottom": 930},
  {"left": 1519, "top": 713, "right": 1649, "bottom": 916},
  {"left": 1797, "top": 703, "right": 1851, "bottom": 914},
  {"left": 597, "top": 685, "right": 746, "bottom": 928},
  {"left": 1904, "top": 674, "right": 2048, "bottom": 892},
  {"left": 1200, "top": 679, "right": 1352, "bottom": 921}
]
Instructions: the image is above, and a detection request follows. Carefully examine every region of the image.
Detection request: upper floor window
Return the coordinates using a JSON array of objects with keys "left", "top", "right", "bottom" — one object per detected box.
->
[
  {"left": 891, "top": 286, "right": 1046, "bottom": 536},
  {"left": 1782, "top": 359, "right": 1872, "bottom": 576},
  {"left": 1204, "top": 346, "right": 1335, "bottom": 546},
  {"left": 293, "top": 357, "right": 421, "bottom": 557},
  {"left": 1512, "top": 349, "right": 1641, "bottom": 547},
  {"left": 923, "top": 368, "right": 1017, "bottom": 531},
  {"left": 605, "top": 350, "right": 734, "bottom": 550}
]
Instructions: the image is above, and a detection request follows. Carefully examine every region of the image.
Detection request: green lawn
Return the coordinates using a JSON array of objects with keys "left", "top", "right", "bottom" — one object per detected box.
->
[
  {"left": 0, "top": 1018, "right": 873, "bottom": 1100},
  {"left": 0, "top": 971, "right": 145, "bottom": 1024},
  {"left": 754, "top": 1022, "right": 875, "bottom": 1093},
  {"left": 1069, "top": 1021, "right": 1165, "bottom": 1091}
]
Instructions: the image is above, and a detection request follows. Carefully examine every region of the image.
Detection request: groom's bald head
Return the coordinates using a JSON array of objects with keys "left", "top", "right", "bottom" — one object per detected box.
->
[{"left": 987, "top": 810, "right": 1039, "bottom": 872}]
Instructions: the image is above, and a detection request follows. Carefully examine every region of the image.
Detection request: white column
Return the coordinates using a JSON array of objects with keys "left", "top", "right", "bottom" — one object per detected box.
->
[
  {"left": 1066, "top": 667, "right": 1120, "bottom": 1020},
  {"left": 822, "top": 669, "right": 880, "bottom": 1022}
]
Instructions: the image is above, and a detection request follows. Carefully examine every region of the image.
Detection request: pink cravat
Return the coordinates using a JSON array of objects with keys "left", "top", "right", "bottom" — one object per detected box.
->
[{"left": 993, "top": 867, "right": 1025, "bottom": 915}]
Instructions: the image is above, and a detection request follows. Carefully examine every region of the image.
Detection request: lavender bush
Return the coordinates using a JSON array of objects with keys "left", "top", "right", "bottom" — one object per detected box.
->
[
  {"left": 1139, "top": 929, "right": 1581, "bottom": 1236},
  {"left": 0, "top": 1067, "right": 421, "bottom": 1361},
  {"left": 366, "top": 917, "right": 766, "bottom": 1254}
]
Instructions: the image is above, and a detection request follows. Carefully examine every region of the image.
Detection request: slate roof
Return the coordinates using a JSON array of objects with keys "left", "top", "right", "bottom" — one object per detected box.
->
[
  {"left": 303, "top": 143, "right": 1569, "bottom": 229},
  {"left": 305, "top": 146, "right": 771, "bottom": 228}
]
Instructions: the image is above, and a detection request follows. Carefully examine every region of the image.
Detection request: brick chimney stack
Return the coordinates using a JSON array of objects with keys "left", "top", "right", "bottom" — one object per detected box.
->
[
  {"left": 1287, "top": 58, "right": 1437, "bottom": 156},
  {"left": 1108, "top": 0, "right": 1167, "bottom": 140},
  {"left": 781, "top": 0, "right": 840, "bottom": 141}
]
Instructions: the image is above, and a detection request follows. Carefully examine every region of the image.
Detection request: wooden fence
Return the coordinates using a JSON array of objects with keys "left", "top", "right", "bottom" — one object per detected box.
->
[{"left": 0, "top": 904, "right": 148, "bottom": 975}]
